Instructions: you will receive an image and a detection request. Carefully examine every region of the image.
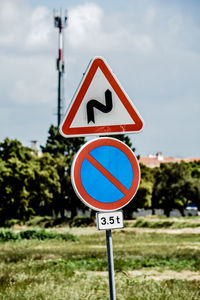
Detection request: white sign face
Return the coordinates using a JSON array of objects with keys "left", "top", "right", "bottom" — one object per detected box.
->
[
  {"left": 96, "top": 211, "right": 124, "bottom": 230},
  {"left": 70, "top": 67, "right": 134, "bottom": 128},
  {"left": 60, "top": 57, "right": 144, "bottom": 138}
]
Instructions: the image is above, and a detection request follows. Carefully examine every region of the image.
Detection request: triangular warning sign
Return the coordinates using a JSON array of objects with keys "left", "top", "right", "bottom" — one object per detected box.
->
[{"left": 60, "top": 57, "right": 144, "bottom": 138}]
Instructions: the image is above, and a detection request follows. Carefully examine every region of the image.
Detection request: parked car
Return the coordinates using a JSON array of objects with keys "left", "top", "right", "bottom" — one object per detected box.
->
[{"left": 185, "top": 204, "right": 198, "bottom": 216}]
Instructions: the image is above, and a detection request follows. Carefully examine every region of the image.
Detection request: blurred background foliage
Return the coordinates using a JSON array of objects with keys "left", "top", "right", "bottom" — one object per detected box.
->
[{"left": 0, "top": 125, "right": 200, "bottom": 225}]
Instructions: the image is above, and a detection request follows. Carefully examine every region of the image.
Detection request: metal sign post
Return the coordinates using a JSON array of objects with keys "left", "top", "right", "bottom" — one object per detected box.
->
[
  {"left": 106, "top": 229, "right": 116, "bottom": 300},
  {"left": 96, "top": 211, "right": 124, "bottom": 300}
]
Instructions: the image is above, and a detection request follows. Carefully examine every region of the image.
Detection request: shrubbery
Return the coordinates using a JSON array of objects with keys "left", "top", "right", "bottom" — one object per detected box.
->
[
  {"left": 133, "top": 218, "right": 200, "bottom": 229},
  {"left": 0, "top": 229, "right": 77, "bottom": 242},
  {"left": 69, "top": 216, "right": 95, "bottom": 227}
]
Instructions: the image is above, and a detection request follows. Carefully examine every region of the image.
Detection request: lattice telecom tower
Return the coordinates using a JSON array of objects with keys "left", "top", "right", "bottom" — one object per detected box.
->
[{"left": 53, "top": 9, "right": 67, "bottom": 127}]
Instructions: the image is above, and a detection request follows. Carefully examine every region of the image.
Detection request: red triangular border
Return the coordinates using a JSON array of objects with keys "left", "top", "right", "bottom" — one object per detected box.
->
[{"left": 60, "top": 57, "right": 144, "bottom": 137}]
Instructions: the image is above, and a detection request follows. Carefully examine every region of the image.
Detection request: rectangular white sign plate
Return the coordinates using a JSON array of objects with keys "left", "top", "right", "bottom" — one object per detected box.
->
[{"left": 96, "top": 211, "right": 124, "bottom": 230}]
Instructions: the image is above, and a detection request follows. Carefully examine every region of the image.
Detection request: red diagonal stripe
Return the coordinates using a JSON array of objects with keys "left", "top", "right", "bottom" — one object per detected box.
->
[{"left": 86, "top": 153, "right": 129, "bottom": 195}]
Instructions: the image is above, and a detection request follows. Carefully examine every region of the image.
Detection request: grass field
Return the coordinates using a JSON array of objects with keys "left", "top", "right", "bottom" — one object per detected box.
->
[{"left": 0, "top": 217, "right": 200, "bottom": 299}]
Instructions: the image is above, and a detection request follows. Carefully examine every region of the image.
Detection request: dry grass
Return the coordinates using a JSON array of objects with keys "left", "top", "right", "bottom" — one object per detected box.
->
[{"left": 0, "top": 217, "right": 200, "bottom": 299}]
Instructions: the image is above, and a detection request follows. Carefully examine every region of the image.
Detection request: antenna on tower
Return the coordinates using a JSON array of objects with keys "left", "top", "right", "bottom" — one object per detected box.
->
[{"left": 53, "top": 9, "right": 68, "bottom": 127}]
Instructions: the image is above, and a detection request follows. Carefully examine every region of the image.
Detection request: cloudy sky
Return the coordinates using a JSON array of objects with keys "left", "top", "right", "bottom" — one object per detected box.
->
[{"left": 0, "top": 0, "right": 200, "bottom": 158}]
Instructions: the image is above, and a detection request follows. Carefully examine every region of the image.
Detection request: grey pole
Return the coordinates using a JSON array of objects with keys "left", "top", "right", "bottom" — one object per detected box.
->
[{"left": 106, "top": 229, "right": 116, "bottom": 300}]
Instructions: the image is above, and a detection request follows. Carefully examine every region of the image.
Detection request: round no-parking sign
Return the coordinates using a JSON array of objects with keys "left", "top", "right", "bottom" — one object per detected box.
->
[{"left": 71, "top": 138, "right": 140, "bottom": 211}]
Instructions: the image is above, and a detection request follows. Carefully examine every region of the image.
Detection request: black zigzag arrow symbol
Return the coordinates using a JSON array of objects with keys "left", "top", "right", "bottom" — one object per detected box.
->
[{"left": 86, "top": 89, "right": 113, "bottom": 124}]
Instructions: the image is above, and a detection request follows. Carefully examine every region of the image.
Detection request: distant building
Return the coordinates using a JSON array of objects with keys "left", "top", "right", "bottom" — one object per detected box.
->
[
  {"left": 139, "top": 152, "right": 200, "bottom": 168},
  {"left": 30, "top": 140, "right": 42, "bottom": 157},
  {"left": 30, "top": 140, "right": 38, "bottom": 152}
]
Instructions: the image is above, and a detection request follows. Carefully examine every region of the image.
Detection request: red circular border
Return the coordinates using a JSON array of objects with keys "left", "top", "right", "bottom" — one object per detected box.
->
[{"left": 71, "top": 138, "right": 140, "bottom": 211}]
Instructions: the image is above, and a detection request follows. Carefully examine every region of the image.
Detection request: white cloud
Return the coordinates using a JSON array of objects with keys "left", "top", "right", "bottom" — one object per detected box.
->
[
  {"left": 0, "top": 0, "right": 27, "bottom": 49},
  {"left": 0, "top": 0, "right": 56, "bottom": 105},
  {"left": 10, "top": 56, "right": 56, "bottom": 105},
  {"left": 67, "top": 2, "right": 155, "bottom": 54},
  {"left": 25, "top": 6, "right": 53, "bottom": 52},
  {"left": 68, "top": 2, "right": 103, "bottom": 48},
  {"left": 0, "top": 0, "right": 54, "bottom": 54},
  {"left": 66, "top": 1, "right": 198, "bottom": 57},
  {"left": 144, "top": 7, "right": 157, "bottom": 25}
]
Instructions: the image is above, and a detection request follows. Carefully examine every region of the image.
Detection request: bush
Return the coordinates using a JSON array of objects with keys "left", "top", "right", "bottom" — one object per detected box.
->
[
  {"left": 19, "top": 230, "right": 77, "bottom": 241},
  {"left": 69, "top": 216, "right": 94, "bottom": 227},
  {"left": 4, "top": 219, "right": 21, "bottom": 228},
  {"left": 133, "top": 219, "right": 175, "bottom": 228},
  {"left": 133, "top": 218, "right": 200, "bottom": 229},
  {"left": 0, "top": 229, "right": 77, "bottom": 242},
  {"left": 0, "top": 229, "right": 20, "bottom": 242},
  {"left": 133, "top": 219, "right": 151, "bottom": 228},
  {"left": 26, "top": 216, "right": 53, "bottom": 227},
  {"left": 26, "top": 216, "right": 71, "bottom": 228}
]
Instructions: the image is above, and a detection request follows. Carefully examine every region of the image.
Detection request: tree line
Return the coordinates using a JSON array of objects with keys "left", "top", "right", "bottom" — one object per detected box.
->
[{"left": 0, "top": 125, "right": 199, "bottom": 224}]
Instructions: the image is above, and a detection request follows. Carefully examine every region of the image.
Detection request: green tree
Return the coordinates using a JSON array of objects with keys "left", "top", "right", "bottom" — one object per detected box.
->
[
  {"left": 28, "top": 154, "right": 61, "bottom": 217},
  {"left": 123, "top": 163, "right": 154, "bottom": 218},
  {"left": 41, "top": 125, "right": 85, "bottom": 157},
  {"left": 41, "top": 125, "right": 86, "bottom": 218},
  {"left": 151, "top": 162, "right": 200, "bottom": 217},
  {"left": 183, "top": 161, "right": 200, "bottom": 210},
  {"left": 0, "top": 138, "right": 33, "bottom": 161},
  {"left": 0, "top": 138, "right": 61, "bottom": 224},
  {"left": 0, "top": 138, "right": 34, "bottom": 223}
]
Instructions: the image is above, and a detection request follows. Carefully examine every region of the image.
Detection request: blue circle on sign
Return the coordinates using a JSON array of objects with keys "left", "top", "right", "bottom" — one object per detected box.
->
[{"left": 80, "top": 145, "right": 133, "bottom": 203}]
